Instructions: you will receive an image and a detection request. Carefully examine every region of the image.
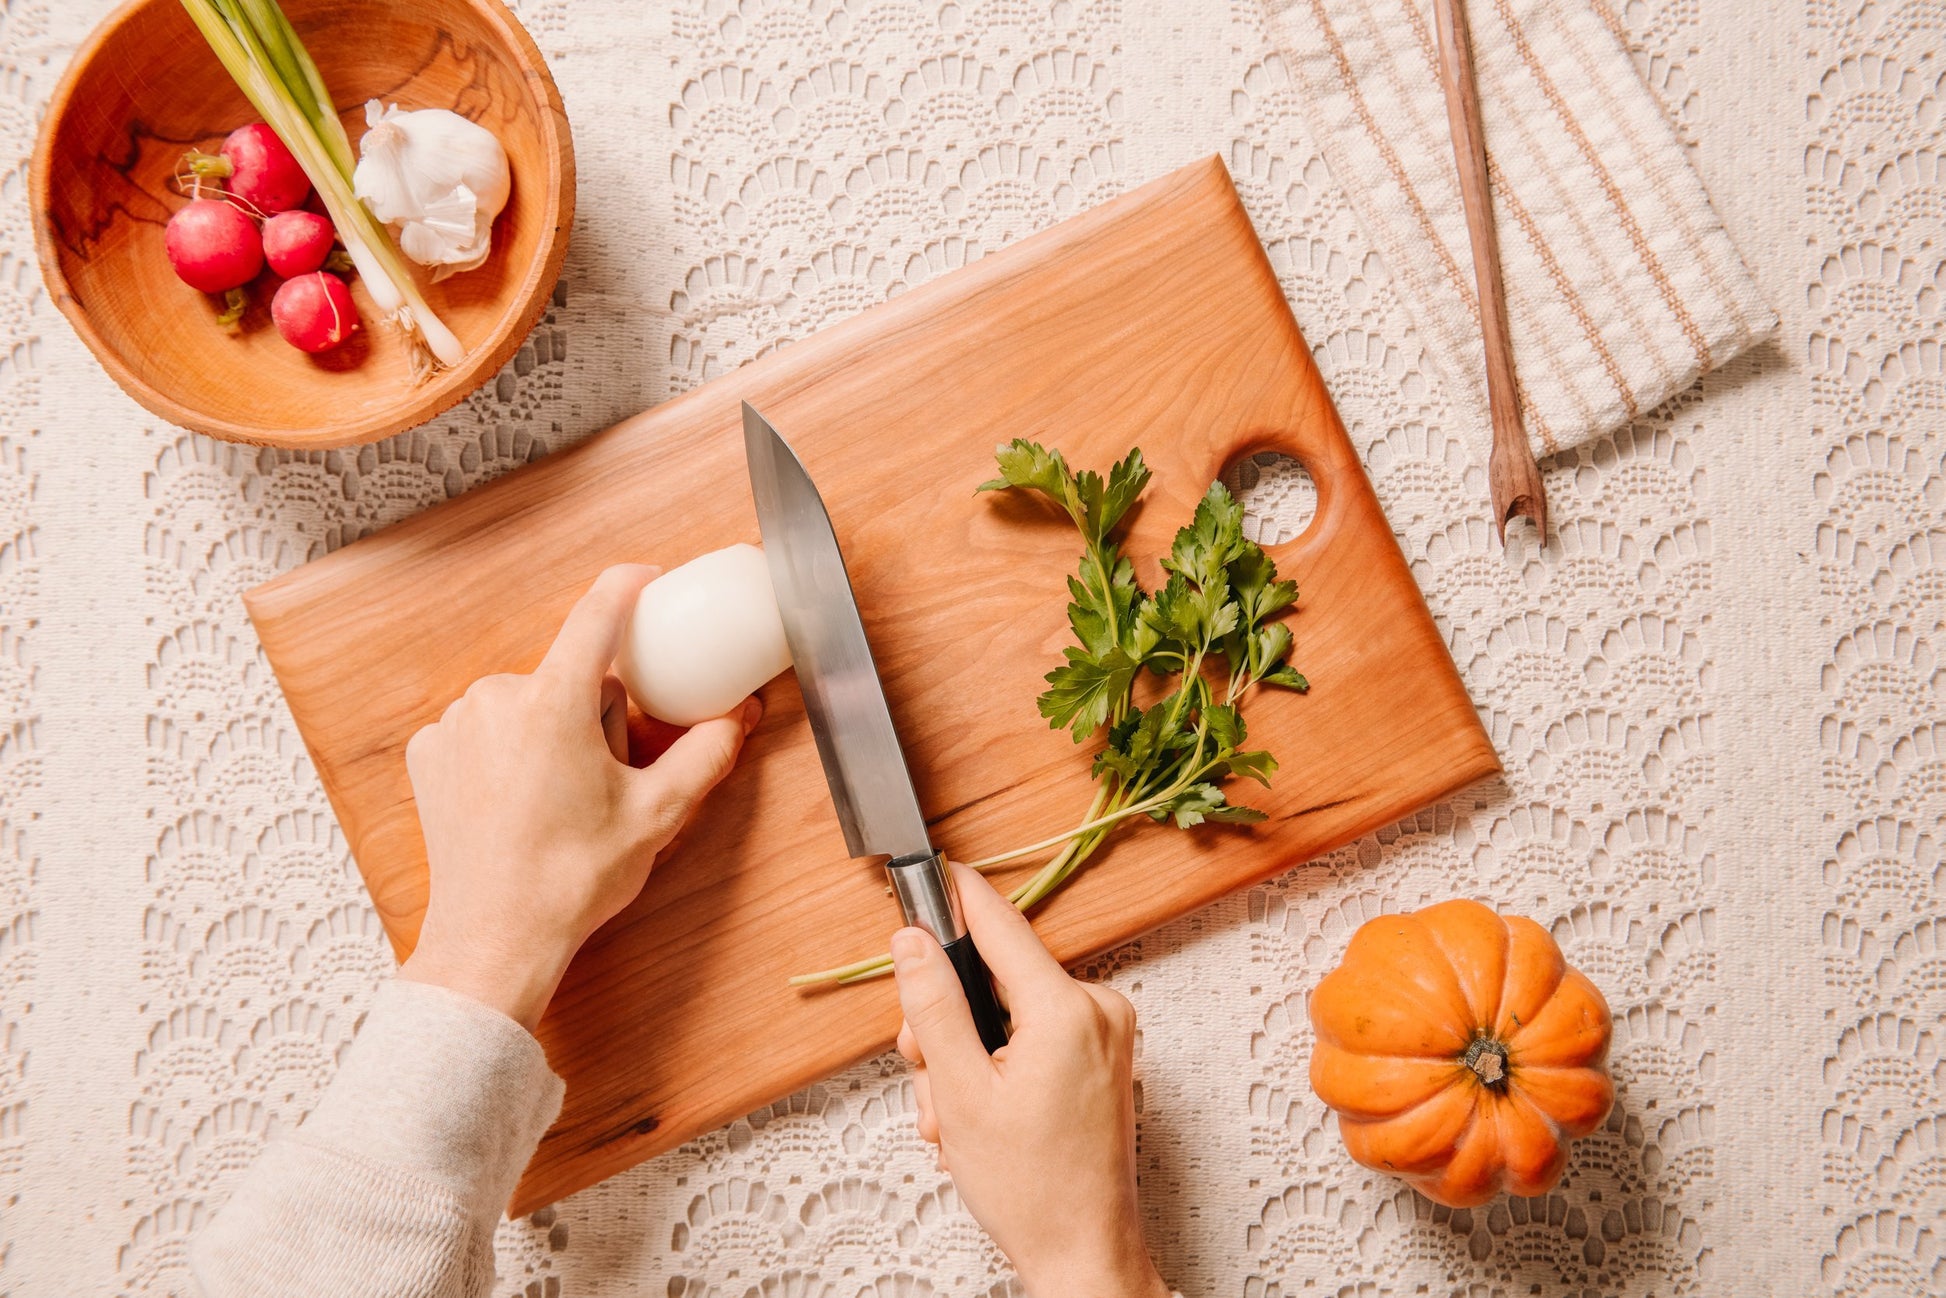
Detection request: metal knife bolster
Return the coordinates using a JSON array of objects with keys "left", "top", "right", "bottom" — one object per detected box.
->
[{"left": 885, "top": 848, "right": 967, "bottom": 945}]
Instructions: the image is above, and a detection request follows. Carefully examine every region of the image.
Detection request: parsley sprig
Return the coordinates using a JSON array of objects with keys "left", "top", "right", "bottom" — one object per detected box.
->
[{"left": 790, "top": 442, "right": 1307, "bottom": 986}]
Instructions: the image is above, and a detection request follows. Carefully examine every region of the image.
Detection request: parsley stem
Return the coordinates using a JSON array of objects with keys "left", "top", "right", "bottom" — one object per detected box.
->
[
  {"left": 1016, "top": 820, "right": 1113, "bottom": 906},
  {"left": 965, "top": 785, "right": 1172, "bottom": 870},
  {"left": 1093, "top": 545, "right": 1120, "bottom": 648},
  {"left": 791, "top": 759, "right": 1226, "bottom": 986},
  {"left": 787, "top": 953, "right": 901, "bottom": 986},
  {"left": 1008, "top": 782, "right": 1131, "bottom": 908}
]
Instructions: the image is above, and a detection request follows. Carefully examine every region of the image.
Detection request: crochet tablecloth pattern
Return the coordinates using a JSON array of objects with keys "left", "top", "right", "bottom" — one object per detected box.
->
[{"left": 1, "top": 1, "right": 1938, "bottom": 1294}]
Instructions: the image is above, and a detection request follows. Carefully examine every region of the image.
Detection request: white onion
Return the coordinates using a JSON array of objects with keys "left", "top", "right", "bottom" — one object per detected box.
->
[{"left": 614, "top": 544, "right": 792, "bottom": 726}]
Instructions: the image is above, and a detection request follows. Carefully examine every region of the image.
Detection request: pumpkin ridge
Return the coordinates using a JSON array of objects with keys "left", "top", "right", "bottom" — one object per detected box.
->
[
  {"left": 1309, "top": 1044, "right": 1465, "bottom": 1119},
  {"left": 1371, "top": 1069, "right": 1469, "bottom": 1122},
  {"left": 1376, "top": 913, "right": 1477, "bottom": 1038},
  {"left": 1491, "top": 1088, "right": 1575, "bottom": 1197},
  {"left": 1503, "top": 968, "right": 1612, "bottom": 1065},
  {"left": 1494, "top": 917, "right": 1520, "bottom": 1042},
  {"left": 1502, "top": 1062, "right": 1616, "bottom": 1137},
  {"left": 1418, "top": 899, "right": 1509, "bottom": 1028},
  {"left": 1422, "top": 1102, "right": 1505, "bottom": 1207},
  {"left": 1503, "top": 1062, "right": 1604, "bottom": 1080},
  {"left": 1493, "top": 915, "right": 1569, "bottom": 1039},
  {"left": 1340, "top": 1082, "right": 1478, "bottom": 1176},
  {"left": 1311, "top": 916, "right": 1475, "bottom": 1055}
]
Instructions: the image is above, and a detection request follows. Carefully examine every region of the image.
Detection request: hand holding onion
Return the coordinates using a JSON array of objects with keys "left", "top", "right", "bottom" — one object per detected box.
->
[{"left": 400, "top": 565, "right": 764, "bottom": 1031}]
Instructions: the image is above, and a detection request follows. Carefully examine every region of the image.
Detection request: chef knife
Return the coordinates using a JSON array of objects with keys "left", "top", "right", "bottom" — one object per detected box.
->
[{"left": 742, "top": 401, "right": 1009, "bottom": 1052}]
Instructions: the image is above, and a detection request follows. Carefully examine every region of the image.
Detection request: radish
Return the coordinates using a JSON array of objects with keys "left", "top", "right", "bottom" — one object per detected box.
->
[
  {"left": 262, "top": 210, "right": 336, "bottom": 277},
  {"left": 221, "top": 123, "right": 310, "bottom": 214},
  {"left": 272, "top": 272, "right": 358, "bottom": 353},
  {"left": 165, "top": 199, "right": 263, "bottom": 293}
]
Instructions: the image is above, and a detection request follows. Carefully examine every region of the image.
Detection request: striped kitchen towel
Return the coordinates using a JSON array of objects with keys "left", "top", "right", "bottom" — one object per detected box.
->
[{"left": 1262, "top": 0, "right": 1775, "bottom": 456}]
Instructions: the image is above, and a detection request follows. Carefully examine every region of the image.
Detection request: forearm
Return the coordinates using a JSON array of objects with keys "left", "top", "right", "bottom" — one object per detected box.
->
[{"left": 192, "top": 978, "right": 564, "bottom": 1298}]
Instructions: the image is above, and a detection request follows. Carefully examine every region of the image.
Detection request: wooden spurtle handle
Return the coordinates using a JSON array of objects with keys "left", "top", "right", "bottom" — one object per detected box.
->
[{"left": 1432, "top": 0, "right": 1547, "bottom": 541}]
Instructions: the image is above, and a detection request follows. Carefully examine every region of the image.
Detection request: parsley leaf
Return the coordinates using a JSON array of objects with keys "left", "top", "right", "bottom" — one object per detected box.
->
[
  {"left": 1039, "top": 646, "right": 1138, "bottom": 742},
  {"left": 979, "top": 439, "right": 1072, "bottom": 504},
  {"left": 1216, "top": 748, "right": 1279, "bottom": 787},
  {"left": 1098, "top": 447, "right": 1151, "bottom": 539},
  {"left": 1162, "top": 482, "right": 1247, "bottom": 586}
]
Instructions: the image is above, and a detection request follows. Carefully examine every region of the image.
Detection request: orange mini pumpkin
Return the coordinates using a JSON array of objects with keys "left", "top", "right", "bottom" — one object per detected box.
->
[{"left": 1308, "top": 899, "right": 1614, "bottom": 1207}]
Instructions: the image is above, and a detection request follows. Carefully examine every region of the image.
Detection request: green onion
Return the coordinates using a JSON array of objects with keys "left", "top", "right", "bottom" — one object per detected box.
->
[{"left": 180, "top": 0, "right": 464, "bottom": 371}]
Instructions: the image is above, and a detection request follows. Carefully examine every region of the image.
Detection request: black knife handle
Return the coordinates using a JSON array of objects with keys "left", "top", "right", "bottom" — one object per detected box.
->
[
  {"left": 939, "top": 932, "right": 1010, "bottom": 1053},
  {"left": 886, "top": 849, "right": 1010, "bottom": 1054}
]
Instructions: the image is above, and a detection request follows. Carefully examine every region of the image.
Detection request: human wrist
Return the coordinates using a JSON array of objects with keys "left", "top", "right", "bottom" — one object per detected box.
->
[
  {"left": 399, "top": 922, "right": 574, "bottom": 1033},
  {"left": 1018, "top": 1248, "right": 1171, "bottom": 1298}
]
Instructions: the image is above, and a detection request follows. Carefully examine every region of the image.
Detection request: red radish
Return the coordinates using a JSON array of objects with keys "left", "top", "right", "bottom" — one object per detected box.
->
[
  {"left": 272, "top": 272, "right": 358, "bottom": 353},
  {"left": 262, "top": 210, "right": 336, "bottom": 277},
  {"left": 165, "top": 199, "right": 263, "bottom": 293},
  {"left": 221, "top": 123, "right": 310, "bottom": 214}
]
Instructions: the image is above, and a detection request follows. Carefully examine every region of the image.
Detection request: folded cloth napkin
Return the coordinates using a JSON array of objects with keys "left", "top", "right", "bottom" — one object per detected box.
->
[{"left": 1261, "top": 0, "right": 1776, "bottom": 456}]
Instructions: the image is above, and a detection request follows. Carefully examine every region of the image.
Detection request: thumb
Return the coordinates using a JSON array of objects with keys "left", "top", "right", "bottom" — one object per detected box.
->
[
  {"left": 628, "top": 696, "right": 761, "bottom": 838},
  {"left": 892, "top": 928, "right": 992, "bottom": 1090}
]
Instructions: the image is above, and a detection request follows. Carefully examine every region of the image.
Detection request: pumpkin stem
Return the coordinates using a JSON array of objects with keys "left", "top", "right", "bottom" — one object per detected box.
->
[{"left": 1462, "top": 1037, "right": 1510, "bottom": 1088}]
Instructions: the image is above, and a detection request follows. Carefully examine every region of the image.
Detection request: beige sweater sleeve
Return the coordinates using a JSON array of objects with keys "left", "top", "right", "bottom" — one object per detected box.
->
[{"left": 191, "top": 978, "right": 566, "bottom": 1298}]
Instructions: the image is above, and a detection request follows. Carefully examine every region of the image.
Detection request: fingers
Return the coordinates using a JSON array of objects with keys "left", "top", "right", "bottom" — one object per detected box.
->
[
  {"left": 599, "top": 674, "right": 629, "bottom": 763},
  {"left": 891, "top": 926, "right": 992, "bottom": 1086},
  {"left": 950, "top": 862, "right": 1074, "bottom": 1019},
  {"left": 898, "top": 1020, "right": 941, "bottom": 1153},
  {"left": 536, "top": 564, "right": 659, "bottom": 689},
  {"left": 403, "top": 723, "right": 434, "bottom": 786},
  {"left": 911, "top": 1064, "right": 939, "bottom": 1145},
  {"left": 627, "top": 697, "right": 762, "bottom": 838}
]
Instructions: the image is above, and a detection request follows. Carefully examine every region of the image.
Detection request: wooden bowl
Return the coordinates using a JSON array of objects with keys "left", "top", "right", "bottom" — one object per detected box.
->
[{"left": 31, "top": 0, "right": 574, "bottom": 448}]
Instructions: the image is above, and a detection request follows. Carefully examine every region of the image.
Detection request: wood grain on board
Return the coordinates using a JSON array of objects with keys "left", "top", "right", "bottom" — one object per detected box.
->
[{"left": 246, "top": 156, "right": 1500, "bottom": 1213}]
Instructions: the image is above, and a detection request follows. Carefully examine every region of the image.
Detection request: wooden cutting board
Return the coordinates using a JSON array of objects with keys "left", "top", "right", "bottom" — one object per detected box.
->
[{"left": 246, "top": 156, "right": 1498, "bottom": 1214}]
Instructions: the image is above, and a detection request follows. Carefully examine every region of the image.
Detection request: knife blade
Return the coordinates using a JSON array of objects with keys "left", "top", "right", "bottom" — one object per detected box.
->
[{"left": 742, "top": 402, "right": 1008, "bottom": 1052}]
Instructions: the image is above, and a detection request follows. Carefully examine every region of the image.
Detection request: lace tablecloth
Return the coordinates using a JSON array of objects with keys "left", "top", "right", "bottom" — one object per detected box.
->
[{"left": 3, "top": 1, "right": 1939, "bottom": 1294}]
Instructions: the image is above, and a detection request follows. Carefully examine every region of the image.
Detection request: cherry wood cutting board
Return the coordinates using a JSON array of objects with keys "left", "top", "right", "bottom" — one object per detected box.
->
[{"left": 246, "top": 156, "right": 1499, "bottom": 1214}]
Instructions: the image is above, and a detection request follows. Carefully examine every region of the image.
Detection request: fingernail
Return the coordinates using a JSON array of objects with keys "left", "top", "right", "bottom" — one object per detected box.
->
[
  {"left": 740, "top": 696, "right": 764, "bottom": 733},
  {"left": 891, "top": 929, "right": 926, "bottom": 967}
]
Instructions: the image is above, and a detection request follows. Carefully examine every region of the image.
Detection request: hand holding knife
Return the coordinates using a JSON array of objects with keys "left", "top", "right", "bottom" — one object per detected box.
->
[{"left": 742, "top": 402, "right": 1010, "bottom": 1052}]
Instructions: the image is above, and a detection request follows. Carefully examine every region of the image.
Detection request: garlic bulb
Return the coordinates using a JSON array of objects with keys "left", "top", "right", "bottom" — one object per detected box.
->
[{"left": 353, "top": 100, "right": 510, "bottom": 279}]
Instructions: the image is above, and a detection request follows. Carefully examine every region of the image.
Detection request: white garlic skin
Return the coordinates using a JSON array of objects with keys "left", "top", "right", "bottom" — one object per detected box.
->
[
  {"left": 353, "top": 100, "right": 511, "bottom": 278},
  {"left": 615, "top": 544, "right": 792, "bottom": 727}
]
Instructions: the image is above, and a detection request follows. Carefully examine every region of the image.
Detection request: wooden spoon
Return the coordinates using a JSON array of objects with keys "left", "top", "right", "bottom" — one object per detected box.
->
[{"left": 1432, "top": 0, "right": 1546, "bottom": 542}]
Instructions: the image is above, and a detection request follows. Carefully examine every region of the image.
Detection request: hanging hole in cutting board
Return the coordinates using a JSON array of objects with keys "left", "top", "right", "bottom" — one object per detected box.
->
[{"left": 1223, "top": 451, "right": 1318, "bottom": 547}]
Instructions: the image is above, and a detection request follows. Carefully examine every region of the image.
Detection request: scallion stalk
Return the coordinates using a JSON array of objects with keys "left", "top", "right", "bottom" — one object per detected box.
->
[{"left": 180, "top": 0, "right": 464, "bottom": 371}]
